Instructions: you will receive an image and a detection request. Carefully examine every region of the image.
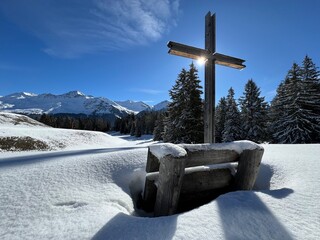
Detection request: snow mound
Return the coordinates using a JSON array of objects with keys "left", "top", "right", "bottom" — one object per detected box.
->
[
  {"left": 0, "top": 112, "right": 47, "bottom": 128},
  {"left": 0, "top": 112, "right": 128, "bottom": 151},
  {"left": 0, "top": 120, "right": 319, "bottom": 240}
]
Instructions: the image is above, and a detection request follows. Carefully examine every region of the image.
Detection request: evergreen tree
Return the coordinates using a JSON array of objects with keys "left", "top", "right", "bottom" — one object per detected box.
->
[
  {"left": 222, "top": 87, "right": 242, "bottom": 142},
  {"left": 134, "top": 117, "right": 142, "bottom": 137},
  {"left": 271, "top": 63, "right": 315, "bottom": 143},
  {"left": 130, "top": 120, "right": 136, "bottom": 136},
  {"left": 153, "top": 112, "right": 166, "bottom": 141},
  {"left": 163, "top": 68, "right": 188, "bottom": 143},
  {"left": 144, "top": 111, "right": 157, "bottom": 134},
  {"left": 215, "top": 97, "right": 227, "bottom": 143},
  {"left": 239, "top": 79, "right": 269, "bottom": 143},
  {"left": 163, "top": 63, "right": 203, "bottom": 143},
  {"left": 181, "top": 63, "right": 204, "bottom": 143},
  {"left": 300, "top": 55, "right": 320, "bottom": 142}
]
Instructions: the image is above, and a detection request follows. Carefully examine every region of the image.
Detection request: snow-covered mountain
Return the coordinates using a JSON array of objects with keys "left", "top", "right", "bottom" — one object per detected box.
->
[
  {"left": 115, "top": 100, "right": 169, "bottom": 113},
  {"left": 0, "top": 91, "right": 132, "bottom": 116},
  {"left": 153, "top": 100, "right": 170, "bottom": 111},
  {"left": 0, "top": 91, "right": 169, "bottom": 116},
  {"left": 115, "top": 100, "right": 152, "bottom": 113}
]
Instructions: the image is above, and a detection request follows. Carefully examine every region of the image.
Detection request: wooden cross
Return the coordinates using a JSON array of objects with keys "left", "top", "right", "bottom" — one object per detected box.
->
[{"left": 167, "top": 11, "right": 245, "bottom": 143}]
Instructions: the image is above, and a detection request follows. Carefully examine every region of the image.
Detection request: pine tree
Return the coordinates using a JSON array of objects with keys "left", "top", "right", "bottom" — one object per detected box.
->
[
  {"left": 180, "top": 63, "right": 204, "bottom": 143},
  {"left": 163, "top": 63, "right": 203, "bottom": 143},
  {"left": 300, "top": 55, "right": 320, "bottom": 142},
  {"left": 215, "top": 97, "right": 227, "bottom": 143},
  {"left": 134, "top": 117, "right": 142, "bottom": 137},
  {"left": 222, "top": 87, "right": 242, "bottom": 142},
  {"left": 163, "top": 68, "right": 188, "bottom": 143},
  {"left": 239, "top": 79, "right": 269, "bottom": 143},
  {"left": 153, "top": 112, "right": 166, "bottom": 141},
  {"left": 271, "top": 63, "right": 315, "bottom": 143}
]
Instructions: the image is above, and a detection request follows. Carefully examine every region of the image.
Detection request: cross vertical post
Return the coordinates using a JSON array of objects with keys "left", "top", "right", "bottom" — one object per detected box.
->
[
  {"left": 167, "top": 11, "right": 245, "bottom": 144},
  {"left": 204, "top": 12, "right": 216, "bottom": 143}
]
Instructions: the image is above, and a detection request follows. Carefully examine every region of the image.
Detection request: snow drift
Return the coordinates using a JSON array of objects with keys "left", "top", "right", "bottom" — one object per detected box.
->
[{"left": 0, "top": 113, "right": 319, "bottom": 239}]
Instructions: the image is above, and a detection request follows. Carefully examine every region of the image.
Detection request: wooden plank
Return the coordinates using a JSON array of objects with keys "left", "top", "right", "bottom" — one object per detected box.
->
[
  {"left": 235, "top": 148, "right": 264, "bottom": 190},
  {"left": 142, "top": 148, "right": 160, "bottom": 212},
  {"left": 154, "top": 155, "right": 186, "bottom": 217},
  {"left": 142, "top": 178, "right": 157, "bottom": 212},
  {"left": 181, "top": 168, "right": 233, "bottom": 193},
  {"left": 185, "top": 149, "right": 239, "bottom": 167},
  {"left": 146, "top": 162, "right": 238, "bottom": 182},
  {"left": 145, "top": 149, "right": 160, "bottom": 173}
]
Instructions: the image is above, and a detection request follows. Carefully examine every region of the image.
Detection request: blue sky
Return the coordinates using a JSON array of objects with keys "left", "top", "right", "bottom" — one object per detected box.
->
[{"left": 0, "top": 0, "right": 319, "bottom": 105}]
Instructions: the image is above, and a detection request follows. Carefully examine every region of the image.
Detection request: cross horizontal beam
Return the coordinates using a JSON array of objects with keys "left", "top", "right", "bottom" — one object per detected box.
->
[
  {"left": 167, "top": 41, "right": 246, "bottom": 70},
  {"left": 214, "top": 53, "right": 246, "bottom": 70},
  {"left": 167, "top": 41, "right": 209, "bottom": 60}
]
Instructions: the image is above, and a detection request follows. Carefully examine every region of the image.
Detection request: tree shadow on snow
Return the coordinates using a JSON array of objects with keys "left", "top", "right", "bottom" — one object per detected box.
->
[
  {"left": 92, "top": 212, "right": 177, "bottom": 240},
  {"left": 0, "top": 147, "right": 147, "bottom": 168},
  {"left": 217, "top": 190, "right": 294, "bottom": 240}
]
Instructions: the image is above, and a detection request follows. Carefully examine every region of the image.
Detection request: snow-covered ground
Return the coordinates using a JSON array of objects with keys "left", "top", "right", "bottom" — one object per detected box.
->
[{"left": 0, "top": 113, "right": 319, "bottom": 240}]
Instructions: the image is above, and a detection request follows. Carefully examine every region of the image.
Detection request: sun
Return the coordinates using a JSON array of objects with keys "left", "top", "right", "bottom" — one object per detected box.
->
[{"left": 196, "top": 57, "right": 207, "bottom": 66}]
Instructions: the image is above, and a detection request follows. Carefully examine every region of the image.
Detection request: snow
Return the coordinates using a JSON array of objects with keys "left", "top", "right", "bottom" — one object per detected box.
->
[
  {"left": 149, "top": 143, "right": 187, "bottom": 159},
  {"left": 0, "top": 113, "right": 129, "bottom": 152},
  {"left": 1, "top": 113, "right": 319, "bottom": 240},
  {"left": 180, "top": 140, "right": 263, "bottom": 154}
]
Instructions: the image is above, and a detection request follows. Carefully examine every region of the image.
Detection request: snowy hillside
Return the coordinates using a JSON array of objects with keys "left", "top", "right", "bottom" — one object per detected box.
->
[
  {"left": 0, "top": 112, "right": 47, "bottom": 128},
  {"left": 0, "top": 91, "right": 133, "bottom": 116},
  {"left": 0, "top": 112, "right": 131, "bottom": 152},
  {"left": 0, "top": 113, "right": 319, "bottom": 239}
]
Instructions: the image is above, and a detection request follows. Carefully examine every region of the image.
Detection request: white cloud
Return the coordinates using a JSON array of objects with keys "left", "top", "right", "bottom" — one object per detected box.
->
[
  {"left": 129, "top": 88, "right": 164, "bottom": 95},
  {"left": 0, "top": 0, "right": 180, "bottom": 58}
]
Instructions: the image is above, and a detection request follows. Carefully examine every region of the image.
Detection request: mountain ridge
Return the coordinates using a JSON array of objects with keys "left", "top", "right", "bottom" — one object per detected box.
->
[{"left": 0, "top": 91, "right": 168, "bottom": 116}]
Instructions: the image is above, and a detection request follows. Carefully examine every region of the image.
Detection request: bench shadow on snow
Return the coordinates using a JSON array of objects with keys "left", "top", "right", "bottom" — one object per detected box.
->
[
  {"left": 92, "top": 213, "right": 177, "bottom": 240},
  {"left": 103, "top": 163, "right": 294, "bottom": 239},
  {"left": 103, "top": 161, "right": 295, "bottom": 239},
  {"left": 217, "top": 163, "right": 294, "bottom": 240}
]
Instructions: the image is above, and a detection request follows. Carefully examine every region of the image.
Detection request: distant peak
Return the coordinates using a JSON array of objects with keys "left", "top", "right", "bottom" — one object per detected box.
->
[
  {"left": 22, "top": 92, "right": 37, "bottom": 97},
  {"left": 62, "top": 91, "right": 86, "bottom": 98},
  {"left": 115, "top": 100, "right": 152, "bottom": 113},
  {"left": 5, "top": 92, "right": 37, "bottom": 99},
  {"left": 153, "top": 100, "right": 170, "bottom": 111}
]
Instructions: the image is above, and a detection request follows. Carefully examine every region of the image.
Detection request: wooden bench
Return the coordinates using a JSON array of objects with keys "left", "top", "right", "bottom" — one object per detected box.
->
[{"left": 142, "top": 141, "right": 264, "bottom": 217}]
